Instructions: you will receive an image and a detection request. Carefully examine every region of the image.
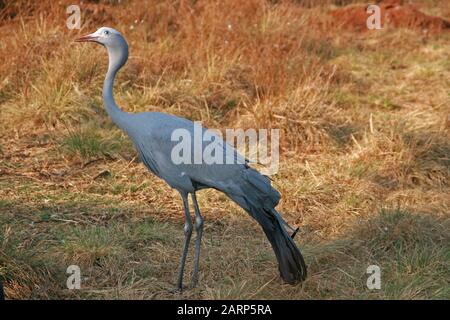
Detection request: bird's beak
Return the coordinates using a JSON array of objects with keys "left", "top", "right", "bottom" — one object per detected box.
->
[{"left": 75, "top": 33, "right": 98, "bottom": 43}]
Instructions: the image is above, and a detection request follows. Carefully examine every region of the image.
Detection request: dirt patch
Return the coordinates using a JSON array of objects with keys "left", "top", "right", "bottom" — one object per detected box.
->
[{"left": 330, "top": 1, "right": 450, "bottom": 33}]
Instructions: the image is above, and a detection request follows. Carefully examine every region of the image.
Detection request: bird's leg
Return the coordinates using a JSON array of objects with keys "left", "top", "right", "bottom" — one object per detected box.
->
[
  {"left": 175, "top": 192, "right": 193, "bottom": 291},
  {"left": 190, "top": 193, "right": 204, "bottom": 288}
]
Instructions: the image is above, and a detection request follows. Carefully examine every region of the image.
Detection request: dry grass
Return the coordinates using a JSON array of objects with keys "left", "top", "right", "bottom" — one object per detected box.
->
[{"left": 0, "top": 0, "right": 449, "bottom": 299}]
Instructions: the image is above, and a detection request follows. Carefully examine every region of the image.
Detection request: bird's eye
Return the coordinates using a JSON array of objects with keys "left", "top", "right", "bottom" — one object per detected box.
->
[{"left": 103, "top": 30, "right": 109, "bottom": 35}]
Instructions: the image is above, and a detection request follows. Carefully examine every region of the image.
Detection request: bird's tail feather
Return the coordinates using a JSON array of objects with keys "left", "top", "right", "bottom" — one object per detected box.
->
[
  {"left": 253, "top": 207, "right": 307, "bottom": 284},
  {"left": 225, "top": 168, "right": 307, "bottom": 284}
]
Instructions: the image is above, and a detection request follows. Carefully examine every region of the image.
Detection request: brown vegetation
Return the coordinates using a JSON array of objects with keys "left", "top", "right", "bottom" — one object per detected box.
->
[
  {"left": 330, "top": 0, "right": 450, "bottom": 33},
  {"left": 0, "top": 0, "right": 449, "bottom": 299}
]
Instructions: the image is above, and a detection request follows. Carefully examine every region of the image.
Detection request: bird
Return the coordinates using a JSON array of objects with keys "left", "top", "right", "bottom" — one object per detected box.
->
[{"left": 76, "top": 27, "right": 307, "bottom": 291}]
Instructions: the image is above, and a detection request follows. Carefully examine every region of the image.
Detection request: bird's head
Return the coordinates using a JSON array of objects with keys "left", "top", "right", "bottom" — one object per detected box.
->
[
  {"left": 76, "top": 27, "right": 128, "bottom": 70},
  {"left": 75, "top": 27, "right": 124, "bottom": 47}
]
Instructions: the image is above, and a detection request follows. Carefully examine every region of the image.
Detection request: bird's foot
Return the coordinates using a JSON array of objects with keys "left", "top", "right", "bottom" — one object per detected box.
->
[
  {"left": 188, "top": 277, "right": 199, "bottom": 289},
  {"left": 168, "top": 287, "right": 182, "bottom": 294},
  {"left": 168, "top": 284, "right": 187, "bottom": 294},
  {"left": 169, "top": 281, "right": 198, "bottom": 293}
]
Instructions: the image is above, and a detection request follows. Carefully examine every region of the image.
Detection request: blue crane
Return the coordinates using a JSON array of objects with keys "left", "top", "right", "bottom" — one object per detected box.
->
[{"left": 76, "top": 27, "right": 306, "bottom": 291}]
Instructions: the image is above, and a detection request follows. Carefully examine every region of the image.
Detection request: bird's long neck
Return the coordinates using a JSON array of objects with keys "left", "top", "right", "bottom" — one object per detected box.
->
[
  {"left": 103, "top": 44, "right": 128, "bottom": 127},
  {"left": 103, "top": 66, "right": 123, "bottom": 123}
]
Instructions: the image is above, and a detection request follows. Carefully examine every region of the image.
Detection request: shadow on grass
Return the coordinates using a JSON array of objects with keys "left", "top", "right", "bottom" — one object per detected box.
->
[
  {"left": 304, "top": 207, "right": 449, "bottom": 299},
  {"left": 1, "top": 198, "right": 448, "bottom": 299},
  {"left": 0, "top": 199, "right": 181, "bottom": 299}
]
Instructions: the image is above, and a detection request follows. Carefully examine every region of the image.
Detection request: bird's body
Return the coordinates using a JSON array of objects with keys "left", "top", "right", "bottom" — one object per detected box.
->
[
  {"left": 116, "top": 111, "right": 245, "bottom": 193},
  {"left": 76, "top": 27, "right": 307, "bottom": 290}
]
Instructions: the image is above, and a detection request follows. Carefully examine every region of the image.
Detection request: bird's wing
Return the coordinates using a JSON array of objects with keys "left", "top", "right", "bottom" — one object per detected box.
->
[
  {"left": 126, "top": 112, "right": 250, "bottom": 190},
  {"left": 134, "top": 139, "right": 161, "bottom": 177}
]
